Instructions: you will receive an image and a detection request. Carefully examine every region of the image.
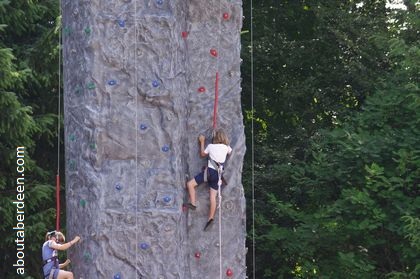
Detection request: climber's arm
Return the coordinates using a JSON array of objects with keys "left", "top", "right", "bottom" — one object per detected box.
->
[
  {"left": 50, "top": 236, "right": 80, "bottom": 251},
  {"left": 198, "top": 135, "right": 208, "bottom": 158},
  {"left": 59, "top": 259, "right": 71, "bottom": 269}
]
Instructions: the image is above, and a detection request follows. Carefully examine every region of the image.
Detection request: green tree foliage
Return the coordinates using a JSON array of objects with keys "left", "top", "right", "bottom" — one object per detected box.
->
[
  {"left": 241, "top": 1, "right": 419, "bottom": 277},
  {"left": 0, "top": 0, "right": 60, "bottom": 277}
]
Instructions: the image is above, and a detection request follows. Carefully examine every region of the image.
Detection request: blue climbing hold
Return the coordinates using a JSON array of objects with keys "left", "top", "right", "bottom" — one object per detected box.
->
[
  {"left": 108, "top": 80, "right": 117, "bottom": 86},
  {"left": 162, "top": 145, "right": 170, "bottom": 152},
  {"left": 156, "top": 0, "right": 164, "bottom": 5},
  {"left": 115, "top": 183, "right": 122, "bottom": 191},
  {"left": 140, "top": 242, "right": 149, "bottom": 250},
  {"left": 163, "top": 196, "right": 171, "bottom": 203},
  {"left": 114, "top": 273, "right": 121, "bottom": 279},
  {"left": 140, "top": 124, "right": 148, "bottom": 130},
  {"left": 152, "top": 80, "right": 159, "bottom": 88},
  {"left": 117, "top": 19, "right": 125, "bottom": 27}
]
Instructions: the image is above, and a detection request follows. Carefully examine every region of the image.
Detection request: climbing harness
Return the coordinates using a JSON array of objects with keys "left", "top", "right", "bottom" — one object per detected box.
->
[
  {"left": 42, "top": 256, "right": 58, "bottom": 266},
  {"left": 41, "top": 255, "right": 58, "bottom": 279},
  {"left": 46, "top": 267, "right": 57, "bottom": 279},
  {"left": 203, "top": 158, "right": 227, "bottom": 186}
]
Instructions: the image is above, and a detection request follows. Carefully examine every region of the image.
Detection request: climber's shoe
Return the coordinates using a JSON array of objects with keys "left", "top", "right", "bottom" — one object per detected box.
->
[
  {"left": 185, "top": 203, "right": 197, "bottom": 210},
  {"left": 203, "top": 219, "right": 214, "bottom": 231}
]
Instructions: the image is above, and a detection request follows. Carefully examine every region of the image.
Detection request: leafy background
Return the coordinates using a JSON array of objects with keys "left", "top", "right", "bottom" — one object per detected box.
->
[{"left": 1, "top": 0, "right": 419, "bottom": 278}]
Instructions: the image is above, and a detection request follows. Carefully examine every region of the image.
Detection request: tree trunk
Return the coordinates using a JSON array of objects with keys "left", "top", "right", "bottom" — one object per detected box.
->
[{"left": 63, "top": 0, "right": 246, "bottom": 278}]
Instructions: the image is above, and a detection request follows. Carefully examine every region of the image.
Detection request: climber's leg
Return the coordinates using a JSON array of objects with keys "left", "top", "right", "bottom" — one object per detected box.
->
[
  {"left": 186, "top": 178, "right": 198, "bottom": 207},
  {"left": 208, "top": 188, "right": 218, "bottom": 221}
]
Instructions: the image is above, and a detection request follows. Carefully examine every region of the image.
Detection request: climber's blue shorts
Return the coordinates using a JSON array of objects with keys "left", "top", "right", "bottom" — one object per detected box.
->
[{"left": 194, "top": 168, "right": 219, "bottom": 190}]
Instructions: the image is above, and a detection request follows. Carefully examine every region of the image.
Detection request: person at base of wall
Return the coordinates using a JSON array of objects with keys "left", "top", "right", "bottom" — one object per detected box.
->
[{"left": 42, "top": 230, "right": 80, "bottom": 279}]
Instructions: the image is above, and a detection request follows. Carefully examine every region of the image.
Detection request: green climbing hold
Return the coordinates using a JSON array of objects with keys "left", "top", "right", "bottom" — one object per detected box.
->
[
  {"left": 68, "top": 160, "right": 76, "bottom": 171},
  {"left": 63, "top": 27, "right": 72, "bottom": 35},
  {"left": 74, "top": 86, "right": 83, "bottom": 95},
  {"left": 69, "top": 134, "right": 76, "bottom": 141},
  {"left": 87, "top": 82, "right": 96, "bottom": 90},
  {"left": 79, "top": 199, "right": 86, "bottom": 207},
  {"left": 84, "top": 27, "right": 92, "bottom": 35},
  {"left": 89, "top": 143, "right": 96, "bottom": 150},
  {"left": 83, "top": 251, "right": 92, "bottom": 261}
]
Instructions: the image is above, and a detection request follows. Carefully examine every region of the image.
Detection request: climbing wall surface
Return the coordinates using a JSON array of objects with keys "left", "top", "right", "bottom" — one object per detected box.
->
[{"left": 63, "top": 0, "right": 245, "bottom": 278}]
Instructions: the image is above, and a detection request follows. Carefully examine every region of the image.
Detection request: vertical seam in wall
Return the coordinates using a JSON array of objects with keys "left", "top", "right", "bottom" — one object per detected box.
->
[{"left": 135, "top": 0, "right": 138, "bottom": 278}]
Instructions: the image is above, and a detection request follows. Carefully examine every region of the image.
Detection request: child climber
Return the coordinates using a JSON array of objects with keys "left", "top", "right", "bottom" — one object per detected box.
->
[
  {"left": 186, "top": 129, "right": 232, "bottom": 231},
  {"left": 42, "top": 230, "right": 80, "bottom": 279}
]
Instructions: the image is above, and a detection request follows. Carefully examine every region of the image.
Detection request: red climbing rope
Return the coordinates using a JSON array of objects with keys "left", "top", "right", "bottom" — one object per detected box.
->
[
  {"left": 56, "top": 174, "right": 60, "bottom": 231},
  {"left": 213, "top": 72, "right": 219, "bottom": 129}
]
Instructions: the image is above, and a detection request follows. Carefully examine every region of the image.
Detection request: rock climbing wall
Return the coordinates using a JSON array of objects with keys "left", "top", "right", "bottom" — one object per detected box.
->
[{"left": 63, "top": 0, "right": 246, "bottom": 278}]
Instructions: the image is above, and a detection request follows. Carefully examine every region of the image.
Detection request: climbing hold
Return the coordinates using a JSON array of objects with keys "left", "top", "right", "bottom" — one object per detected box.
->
[
  {"left": 63, "top": 27, "right": 72, "bottom": 35},
  {"left": 139, "top": 242, "right": 149, "bottom": 250},
  {"left": 163, "top": 196, "right": 171, "bottom": 203},
  {"left": 226, "top": 268, "right": 233, "bottom": 277},
  {"left": 108, "top": 79, "right": 117, "bottom": 86},
  {"left": 84, "top": 27, "right": 91, "bottom": 35},
  {"left": 223, "top": 13, "right": 230, "bottom": 20},
  {"left": 74, "top": 86, "right": 83, "bottom": 95},
  {"left": 140, "top": 124, "right": 148, "bottom": 130},
  {"left": 68, "top": 160, "right": 76, "bottom": 171},
  {"left": 83, "top": 251, "right": 92, "bottom": 261},
  {"left": 198, "top": 86, "right": 206, "bottom": 93},
  {"left": 115, "top": 183, "right": 122, "bottom": 191},
  {"left": 181, "top": 31, "right": 188, "bottom": 38},
  {"left": 210, "top": 48, "right": 218, "bottom": 57},
  {"left": 152, "top": 80, "right": 160, "bottom": 88},
  {"left": 87, "top": 82, "right": 96, "bottom": 90},
  {"left": 69, "top": 134, "right": 76, "bottom": 141},
  {"left": 89, "top": 143, "right": 96, "bottom": 150},
  {"left": 117, "top": 19, "right": 125, "bottom": 27},
  {"left": 194, "top": 252, "right": 201, "bottom": 259},
  {"left": 79, "top": 199, "right": 86, "bottom": 207},
  {"left": 156, "top": 0, "right": 163, "bottom": 5},
  {"left": 113, "top": 273, "right": 121, "bottom": 279},
  {"left": 162, "top": 145, "right": 170, "bottom": 152}
]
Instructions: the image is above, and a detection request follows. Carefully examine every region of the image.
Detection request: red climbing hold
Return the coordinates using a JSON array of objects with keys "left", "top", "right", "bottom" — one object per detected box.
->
[
  {"left": 194, "top": 252, "right": 201, "bottom": 259},
  {"left": 198, "top": 86, "right": 206, "bottom": 93},
  {"left": 226, "top": 268, "right": 233, "bottom": 277},
  {"left": 223, "top": 13, "right": 230, "bottom": 20},
  {"left": 181, "top": 31, "right": 188, "bottom": 38},
  {"left": 210, "top": 48, "right": 218, "bottom": 57}
]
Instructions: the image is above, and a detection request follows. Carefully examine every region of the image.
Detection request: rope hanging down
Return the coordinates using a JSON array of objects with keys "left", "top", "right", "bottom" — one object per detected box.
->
[
  {"left": 211, "top": 2, "right": 223, "bottom": 278},
  {"left": 56, "top": 0, "right": 62, "bottom": 231},
  {"left": 213, "top": 72, "right": 219, "bottom": 129},
  {"left": 250, "top": 0, "right": 256, "bottom": 276}
]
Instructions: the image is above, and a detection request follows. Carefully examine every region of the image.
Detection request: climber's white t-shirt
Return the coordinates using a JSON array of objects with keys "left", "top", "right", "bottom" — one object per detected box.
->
[{"left": 204, "top": 144, "right": 232, "bottom": 170}]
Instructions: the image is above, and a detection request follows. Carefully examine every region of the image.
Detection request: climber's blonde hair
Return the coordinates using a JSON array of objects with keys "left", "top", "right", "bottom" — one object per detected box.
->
[{"left": 212, "top": 129, "right": 229, "bottom": 145}]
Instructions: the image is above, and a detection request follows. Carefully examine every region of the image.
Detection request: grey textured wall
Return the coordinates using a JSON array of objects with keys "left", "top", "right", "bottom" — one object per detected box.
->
[{"left": 63, "top": 0, "right": 245, "bottom": 278}]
